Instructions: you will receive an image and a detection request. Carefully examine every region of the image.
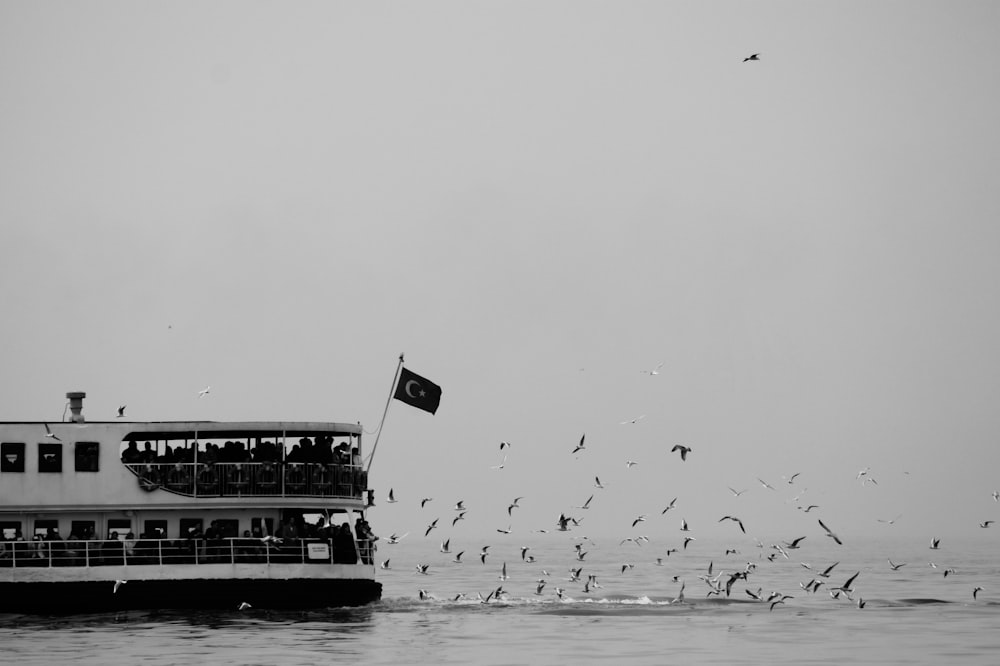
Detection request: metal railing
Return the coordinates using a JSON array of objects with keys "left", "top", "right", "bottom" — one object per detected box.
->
[
  {"left": 122, "top": 462, "right": 367, "bottom": 499},
  {"left": 0, "top": 537, "right": 375, "bottom": 568}
]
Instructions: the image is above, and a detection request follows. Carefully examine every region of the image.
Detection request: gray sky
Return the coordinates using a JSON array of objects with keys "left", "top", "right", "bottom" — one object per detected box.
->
[{"left": 2, "top": 2, "right": 999, "bottom": 544}]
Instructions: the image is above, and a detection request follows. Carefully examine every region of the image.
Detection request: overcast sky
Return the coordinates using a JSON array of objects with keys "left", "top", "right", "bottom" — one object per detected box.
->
[{"left": 2, "top": 2, "right": 999, "bottom": 544}]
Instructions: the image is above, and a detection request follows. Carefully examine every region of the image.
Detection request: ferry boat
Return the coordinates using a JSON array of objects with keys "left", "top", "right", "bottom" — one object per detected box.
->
[{"left": 0, "top": 392, "right": 382, "bottom": 613}]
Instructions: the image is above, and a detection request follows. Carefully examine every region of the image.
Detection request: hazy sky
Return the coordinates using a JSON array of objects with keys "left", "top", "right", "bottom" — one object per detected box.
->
[{"left": 2, "top": 2, "right": 999, "bottom": 544}]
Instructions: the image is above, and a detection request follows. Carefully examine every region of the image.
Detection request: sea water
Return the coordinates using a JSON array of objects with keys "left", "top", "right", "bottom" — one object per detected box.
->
[{"left": 1, "top": 535, "right": 997, "bottom": 665}]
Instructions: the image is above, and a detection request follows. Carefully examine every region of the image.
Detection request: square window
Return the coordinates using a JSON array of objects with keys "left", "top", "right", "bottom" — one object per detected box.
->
[
  {"left": 70, "top": 520, "right": 96, "bottom": 540},
  {"left": 180, "top": 518, "right": 204, "bottom": 537},
  {"left": 38, "top": 443, "right": 62, "bottom": 472},
  {"left": 75, "top": 442, "right": 99, "bottom": 472},
  {"left": 144, "top": 520, "right": 168, "bottom": 539},
  {"left": 0, "top": 521, "right": 22, "bottom": 541},
  {"left": 107, "top": 519, "right": 132, "bottom": 540},
  {"left": 1, "top": 443, "right": 25, "bottom": 472}
]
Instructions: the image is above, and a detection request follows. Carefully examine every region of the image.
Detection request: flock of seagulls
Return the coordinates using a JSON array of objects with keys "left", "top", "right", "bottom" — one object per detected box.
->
[{"left": 373, "top": 363, "right": 997, "bottom": 611}]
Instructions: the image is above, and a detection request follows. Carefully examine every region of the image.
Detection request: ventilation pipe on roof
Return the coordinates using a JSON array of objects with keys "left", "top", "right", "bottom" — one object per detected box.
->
[{"left": 66, "top": 391, "right": 86, "bottom": 423}]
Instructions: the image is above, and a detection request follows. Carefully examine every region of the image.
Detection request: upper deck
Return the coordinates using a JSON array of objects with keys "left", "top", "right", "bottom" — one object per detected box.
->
[{"left": 0, "top": 420, "right": 368, "bottom": 512}]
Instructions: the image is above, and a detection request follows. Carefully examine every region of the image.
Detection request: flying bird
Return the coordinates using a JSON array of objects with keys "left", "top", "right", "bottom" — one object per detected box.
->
[
  {"left": 818, "top": 519, "right": 843, "bottom": 545},
  {"left": 43, "top": 423, "right": 61, "bottom": 441},
  {"left": 117, "top": 405, "right": 127, "bottom": 418},
  {"left": 888, "top": 559, "right": 906, "bottom": 571},
  {"left": 238, "top": 602, "right": 252, "bottom": 611},
  {"left": 620, "top": 415, "right": 646, "bottom": 425},
  {"left": 452, "top": 551, "right": 465, "bottom": 564},
  {"left": 198, "top": 386, "right": 210, "bottom": 397},
  {"left": 626, "top": 460, "right": 638, "bottom": 469},
  {"left": 743, "top": 53, "right": 760, "bottom": 62},
  {"left": 930, "top": 538, "right": 941, "bottom": 550},
  {"left": 594, "top": 477, "right": 605, "bottom": 489},
  {"left": 439, "top": 539, "right": 451, "bottom": 554},
  {"left": 719, "top": 516, "right": 746, "bottom": 533},
  {"left": 671, "top": 445, "right": 691, "bottom": 461},
  {"left": 452, "top": 512, "right": 466, "bottom": 527},
  {"left": 380, "top": 559, "right": 391, "bottom": 569},
  {"left": 572, "top": 434, "right": 586, "bottom": 454},
  {"left": 453, "top": 500, "right": 465, "bottom": 511},
  {"left": 500, "top": 441, "right": 511, "bottom": 451},
  {"left": 420, "top": 498, "right": 433, "bottom": 508},
  {"left": 386, "top": 533, "right": 408, "bottom": 544},
  {"left": 577, "top": 495, "right": 594, "bottom": 510},
  {"left": 728, "top": 487, "right": 747, "bottom": 497},
  {"left": 424, "top": 519, "right": 438, "bottom": 537},
  {"left": 641, "top": 361, "right": 665, "bottom": 375},
  {"left": 386, "top": 488, "right": 398, "bottom": 503},
  {"left": 758, "top": 478, "right": 775, "bottom": 490},
  {"left": 979, "top": 521, "right": 994, "bottom": 528},
  {"left": 632, "top": 515, "right": 647, "bottom": 528},
  {"left": 113, "top": 580, "right": 127, "bottom": 594},
  {"left": 508, "top": 497, "right": 523, "bottom": 515},
  {"left": 490, "top": 455, "right": 508, "bottom": 470},
  {"left": 974, "top": 586, "right": 984, "bottom": 600},
  {"left": 661, "top": 498, "right": 678, "bottom": 514}
]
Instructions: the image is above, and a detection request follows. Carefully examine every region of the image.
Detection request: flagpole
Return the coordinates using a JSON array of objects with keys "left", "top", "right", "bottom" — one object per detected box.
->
[{"left": 365, "top": 353, "right": 405, "bottom": 476}]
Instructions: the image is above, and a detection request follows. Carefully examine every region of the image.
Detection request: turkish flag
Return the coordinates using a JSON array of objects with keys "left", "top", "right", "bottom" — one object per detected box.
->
[{"left": 393, "top": 367, "right": 442, "bottom": 414}]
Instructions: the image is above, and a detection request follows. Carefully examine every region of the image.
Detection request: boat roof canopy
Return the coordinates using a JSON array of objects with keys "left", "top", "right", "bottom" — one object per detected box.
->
[{"left": 117, "top": 422, "right": 363, "bottom": 440}]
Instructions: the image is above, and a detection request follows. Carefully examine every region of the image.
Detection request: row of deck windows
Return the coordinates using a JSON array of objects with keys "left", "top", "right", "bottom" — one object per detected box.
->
[{"left": 0, "top": 442, "right": 99, "bottom": 473}]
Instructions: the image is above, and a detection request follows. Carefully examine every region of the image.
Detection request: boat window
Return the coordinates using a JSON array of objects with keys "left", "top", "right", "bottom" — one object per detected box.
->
[
  {"left": 33, "top": 519, "right": 58, "bottom": 537},
  {"left": 1, "top": 443, "right": 25, "bottom": 472},
  {"left": 38, "top": 443, "right": 62, "bottom": 473},
  {"left": 107, "top": 519, "right": 132, "bottom": 540},
  {"left": 0, "top": 521, "right": 22, "bottom": 541},
  {"left": 144, "top": 520, "right": 168, "bottom": 539},
  {"left": 74, "top": 442, "right": 99, "bottom": 471},
  {"left": 70, "top": 520, "right": 96, "bottom": 539},
  {"left": 251, "top": 517, "right": 275, "bottom": 537},
  {"left": 180, "top": 518, "right": 204, "bottom": 537}
]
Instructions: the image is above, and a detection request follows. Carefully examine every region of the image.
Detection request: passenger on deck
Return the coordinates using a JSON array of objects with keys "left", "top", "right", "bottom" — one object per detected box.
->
[{"left": 121, "top": 441, "right": 141, "bottom": 463}]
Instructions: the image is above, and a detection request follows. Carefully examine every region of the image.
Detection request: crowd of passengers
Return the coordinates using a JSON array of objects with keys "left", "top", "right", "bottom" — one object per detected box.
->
[
  {"left": 121, "top": 435, "right": 361, "bottom": 467},
  {"left": 0, "top": 515, "right": 377, "bottom": 567}
]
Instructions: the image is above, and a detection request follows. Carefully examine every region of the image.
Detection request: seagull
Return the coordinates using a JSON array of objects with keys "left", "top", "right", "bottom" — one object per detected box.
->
[
  {"left": 117, "top": 405, "right": 127, "bottom": 418},
  {"left": 490, "top": 455, "right": 508, "bottom": 470},
  {"left": 818, "top": 519, "right": 843, "bottom": 545},
  {"left": 498, "top": 562, "right": 509, "bottom": 581},
  {"left": 783, "top": 473, "right": 801, "bottom": 484},
  {"left": 237, "top": 601, "right": 252, "bottom": 611},
  {"left": 743, "top": 53, "right": 760, "bottom": 62},
  {"left": 577, "top": 495, "right": 594, "bottom": 510},
  {"left": 974, "top": 586, "right": 984, "bottom": 600},
  {"left": 833, "top": 571, "right": 860, "bottom": 594},
  {"left": 198, "top": 386, "right": 210, "bottom": 397},
  {"left": 496, "top": 525, "right": 512, "bottom": 535},
  {"left": 626, "top": 460, "right": 638, "bottom": 469},
  {"left": 113, "top": 580, "right": 127, "bottom": 594},
  {"left": 719, "top": 516, "right": 746, "bottom": 533},
  {"left": 452, "top": 551, "right": 465, "bottom": 564},
  {"left": 380, "top": 559, "right": 391, "bottom": 569},
  {"left": 783, "top": 537, "right": 806, "bottom": 549},
  {"left": 728, "top": 487, "right": 747, "bottom": 497},
  {"left": 979, "top": 521, "right": 994, "bottom": 528},
  {"left": 888, "top": 559, "right": 906, "bottom": 571},
  {"left": 878, "top": 514, "right": 902, "bottom": 525},
  {"left": 758, "top": 478, "right": 775, "bottom": 490},
  {"left": 620, "top": 415, "right": 646, "bottom": 425},
  {"left": 557, "top": 514, "right": 572, "bottom": 531},
  {"left": 817, "top": 562, "right": 839, "bottom": 578},
  {"left": 452, "top": 512, "right": 466, "bottom": 526},
  {"left": 799, "top": 505, "right": 820, "bottom": 513},
  {"left": 500, "top": 441, "right": 511, "bottom": 451},
  {"left": 632, "top": 515, "right": 647, "bottom": 528},
  {"left": 594, "top": 476, "right": 605, "bottom": 489},
  {"left": 415, "top": 564, "right": 430, "bottom": 574},
  {"left": 993, "top": 491, "right": 999, "bottom": 502},
  {"left": 671, "top": 445, "right": 691, "bottom": 461},
  {"left": 386, "top": 488, "right": 398, "bottom": 503},
  {"left": 680, "top": 518, "right": 690, "bottom": 532},
  {"left": 420, "top": 498, "right": 433, "bottom": 508},
  {"left": 661, "top": 498, "right": 677, "bottom": 514},
  {"left": 520, "top": 546, "right": 530, "bottom": 561},
  {"left": 683, "top": 536, "right": 696, "bottom": 549},
  {"left": 930, "top": 538, "right": 941, "bottom": 550},
  {"left": 418, "top": 589, "right": 431, "bottom": 601},
  {"left": 621, "top": 563, "right": 635, "bottom": 574},
  {"left": 424, "top": 519, "right": 438, "bottom": 537},
  {"left": 43, "top": 423, "right": 61, "bottom": 441},
  {"left": 439, "top": 539, "right": 451, "bottom": 554},
  {"left": 572, "top": 434, "right": 586, "bottom": 454},
  {"left": 641, "top": 361, "right": 665, "bottom": 375},
  {"left": 386, "top": 533, "right": 408, "bottom": 544},
  {"left": 453, "top": 501, "right": 465, "bottom": 511},
  {"left": 508, "top": 497, "right": 523, "bottom": 515}
]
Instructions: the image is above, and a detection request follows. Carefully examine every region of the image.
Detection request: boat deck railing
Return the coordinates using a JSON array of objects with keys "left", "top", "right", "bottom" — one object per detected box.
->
[
  {"left": 0, "top": 537, "right": 375, "bottom": 568},
  {"left": 122, "top": 462, "right": 368, "bottom": 499}
]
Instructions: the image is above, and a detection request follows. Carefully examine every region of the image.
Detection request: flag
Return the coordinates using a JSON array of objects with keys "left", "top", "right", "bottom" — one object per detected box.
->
[{"left": 393, "top": 367, "right": 442, "bottom": 414}]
